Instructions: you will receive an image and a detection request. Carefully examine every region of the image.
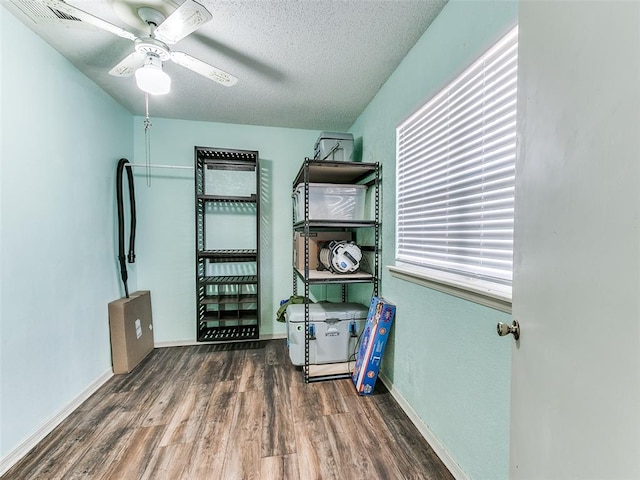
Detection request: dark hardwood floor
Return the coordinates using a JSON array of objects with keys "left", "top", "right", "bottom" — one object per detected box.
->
[{"left": 2, "top": 339, "right": 454, "bottom": 480}]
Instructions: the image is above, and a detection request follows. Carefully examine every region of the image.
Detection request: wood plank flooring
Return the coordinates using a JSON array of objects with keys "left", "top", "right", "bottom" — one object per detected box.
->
[{"left": 2, "top": 340, "right": 454, "bottom": 480}]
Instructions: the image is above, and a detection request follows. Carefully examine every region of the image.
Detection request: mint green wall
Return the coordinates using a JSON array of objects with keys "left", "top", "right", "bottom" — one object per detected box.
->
[
  {"left": 0, "top": 7, "right": 133, "bottom": 460},
  {"left": 131, "top": 118, "right": 318, "bottom": 342},
  {"left": 2, "top": 1, "right": 519, "bottom": 476},
  {"left": 349, "top": 1, "right": 517, "bottom": 479}
]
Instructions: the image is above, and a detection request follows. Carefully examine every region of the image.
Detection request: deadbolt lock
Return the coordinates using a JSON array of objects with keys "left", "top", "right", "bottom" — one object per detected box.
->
[{"left": 497, "top": 319, "right": 520, "bottom": 340}]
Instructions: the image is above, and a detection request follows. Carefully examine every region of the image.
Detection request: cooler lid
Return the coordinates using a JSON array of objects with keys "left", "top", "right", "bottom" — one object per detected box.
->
[{"left": 286, "top": 302, "right": 368, "bottom": 323}]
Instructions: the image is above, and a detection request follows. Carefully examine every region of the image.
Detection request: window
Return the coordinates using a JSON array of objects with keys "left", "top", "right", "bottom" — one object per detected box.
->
[{"left": 394, "top": 27, "right": 518, "bottom": 304}]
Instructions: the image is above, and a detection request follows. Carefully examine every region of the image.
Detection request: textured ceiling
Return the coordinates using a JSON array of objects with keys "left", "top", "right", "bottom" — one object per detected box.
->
[{"left": 3, "top": 0, "right": 447, "bottom": 131}]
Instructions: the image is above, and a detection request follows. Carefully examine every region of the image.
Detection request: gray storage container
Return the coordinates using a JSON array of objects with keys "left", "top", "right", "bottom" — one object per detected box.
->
[
  {"left": 313, "top": 131, "right": 354, "bottom": 162},
  {"left": 286, "top": 302, "right": 368, "bottom": 365}
]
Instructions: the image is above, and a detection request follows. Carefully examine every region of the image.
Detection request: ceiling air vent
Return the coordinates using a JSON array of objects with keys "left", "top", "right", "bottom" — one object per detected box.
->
[{"left": 10, "top": 0, "right": 86, "bottom": 26}]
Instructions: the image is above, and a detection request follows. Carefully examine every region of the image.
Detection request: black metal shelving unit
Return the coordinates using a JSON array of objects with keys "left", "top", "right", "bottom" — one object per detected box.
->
[
  {"left": 195, "top": 147, "right": 260, "bottom": 342},
  {"left": 292, "top": 158, "right": 380, "bottom": 383}
]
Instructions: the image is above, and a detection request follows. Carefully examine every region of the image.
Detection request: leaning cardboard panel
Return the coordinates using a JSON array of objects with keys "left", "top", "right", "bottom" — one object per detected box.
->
[
  {"left": 108, "top": 290, "right": 154, "bottom": 374},
  {"left": 352, "top": 296, "right": 396, "bottom": 395}
]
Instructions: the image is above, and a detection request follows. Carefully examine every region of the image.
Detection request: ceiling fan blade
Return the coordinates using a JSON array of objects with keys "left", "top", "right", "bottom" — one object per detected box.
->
[
  {"left": 36, "top": 0, "right": 136, "bottom": 41},
  {"left": 154, "top": 0, "right": 212, "bottom": 45},
  {"left": 170, "top": 51, "right": 237, "bottom": 87},
  {"left": 109, "top": 52, "right": 146, "bottom": 77}
]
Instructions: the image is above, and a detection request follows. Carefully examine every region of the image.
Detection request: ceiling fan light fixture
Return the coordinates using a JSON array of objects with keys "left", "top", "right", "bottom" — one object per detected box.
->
[{"left": 135, "top": 55, "right": 171, "bottom": 95}]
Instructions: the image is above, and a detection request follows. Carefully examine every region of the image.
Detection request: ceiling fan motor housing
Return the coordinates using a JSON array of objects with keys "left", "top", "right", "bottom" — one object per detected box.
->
[{"left": 134, "top": 37, "right": 170, "bottom": 61}]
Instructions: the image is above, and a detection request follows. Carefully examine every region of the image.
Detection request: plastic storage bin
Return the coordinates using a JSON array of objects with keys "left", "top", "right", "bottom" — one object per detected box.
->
[
  {"left": 286, "top": 302, "right": 368, "bottom": 365},
  {"left": 293, "top": 183, "right": 366, "bottom": 222},
  {"left": 314, "top": 131, "right": 354, "bottom": 162}
]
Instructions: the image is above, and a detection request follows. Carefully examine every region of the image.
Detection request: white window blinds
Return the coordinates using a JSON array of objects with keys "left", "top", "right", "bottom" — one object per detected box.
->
[{"left": 396, "top": 27, "right": 518, "bottom": 286}]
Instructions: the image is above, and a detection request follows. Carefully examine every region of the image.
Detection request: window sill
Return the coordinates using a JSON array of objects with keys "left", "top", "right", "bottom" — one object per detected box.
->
[{"left": 387, "top": 264, "right": 512, "bottom": 314}]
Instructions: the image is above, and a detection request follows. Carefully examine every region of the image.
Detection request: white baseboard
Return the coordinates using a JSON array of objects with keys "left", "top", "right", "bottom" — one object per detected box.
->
[
  {"left": 154, "top": 332, "right": 287, "bottom": 348},
  {"left": 0, "top": 369, "right": 113, "bottom": 476},
  {"left": 378, "top": 372, "right": 469, "bottom": 480}
]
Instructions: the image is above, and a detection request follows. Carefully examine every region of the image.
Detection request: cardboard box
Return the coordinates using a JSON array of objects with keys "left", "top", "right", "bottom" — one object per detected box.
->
[
  {"left": 108, "top": 291, "right": 154, "bottom": 374},
  {"left": 293, "top": 231, "right": 352, "bottom": 270},
  {"left": 352, "top": 296, "right": 396, "bottom": 395}
]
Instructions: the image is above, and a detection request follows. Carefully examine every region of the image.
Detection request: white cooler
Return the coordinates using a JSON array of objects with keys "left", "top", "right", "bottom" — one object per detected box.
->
[{"left": 286, "top": 302, "right": 368, "bottom": 366}]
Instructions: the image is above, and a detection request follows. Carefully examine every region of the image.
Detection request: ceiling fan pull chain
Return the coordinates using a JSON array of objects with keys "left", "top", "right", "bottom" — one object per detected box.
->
[{"left": 144, "top": 93, "right": 152, "bottom": 187}]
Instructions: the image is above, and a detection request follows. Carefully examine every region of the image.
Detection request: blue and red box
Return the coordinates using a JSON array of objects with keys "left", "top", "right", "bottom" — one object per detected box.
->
[{"left": 352, "top": 296, "right": 396, "bottom": 395}]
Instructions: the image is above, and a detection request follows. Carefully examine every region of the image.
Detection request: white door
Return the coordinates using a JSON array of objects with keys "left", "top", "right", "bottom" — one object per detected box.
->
[{"left": 510, "top": 2, "right": 640, "bottom": 479}]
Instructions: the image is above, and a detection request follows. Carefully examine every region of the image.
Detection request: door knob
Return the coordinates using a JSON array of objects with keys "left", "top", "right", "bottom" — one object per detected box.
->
[{"left": 497, "top": 319, "right": 520, "bottom": 340}]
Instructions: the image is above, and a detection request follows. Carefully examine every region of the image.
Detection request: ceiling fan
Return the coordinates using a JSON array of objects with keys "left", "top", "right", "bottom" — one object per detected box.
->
[{"left": 33, "top": 0, "right": 238, "bottom": 95}]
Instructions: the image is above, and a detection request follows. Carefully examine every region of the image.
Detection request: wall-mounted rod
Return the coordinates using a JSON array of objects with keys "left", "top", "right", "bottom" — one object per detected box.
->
[{"left": 127, "top": 163, "right": 194, "bottom": 170}]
